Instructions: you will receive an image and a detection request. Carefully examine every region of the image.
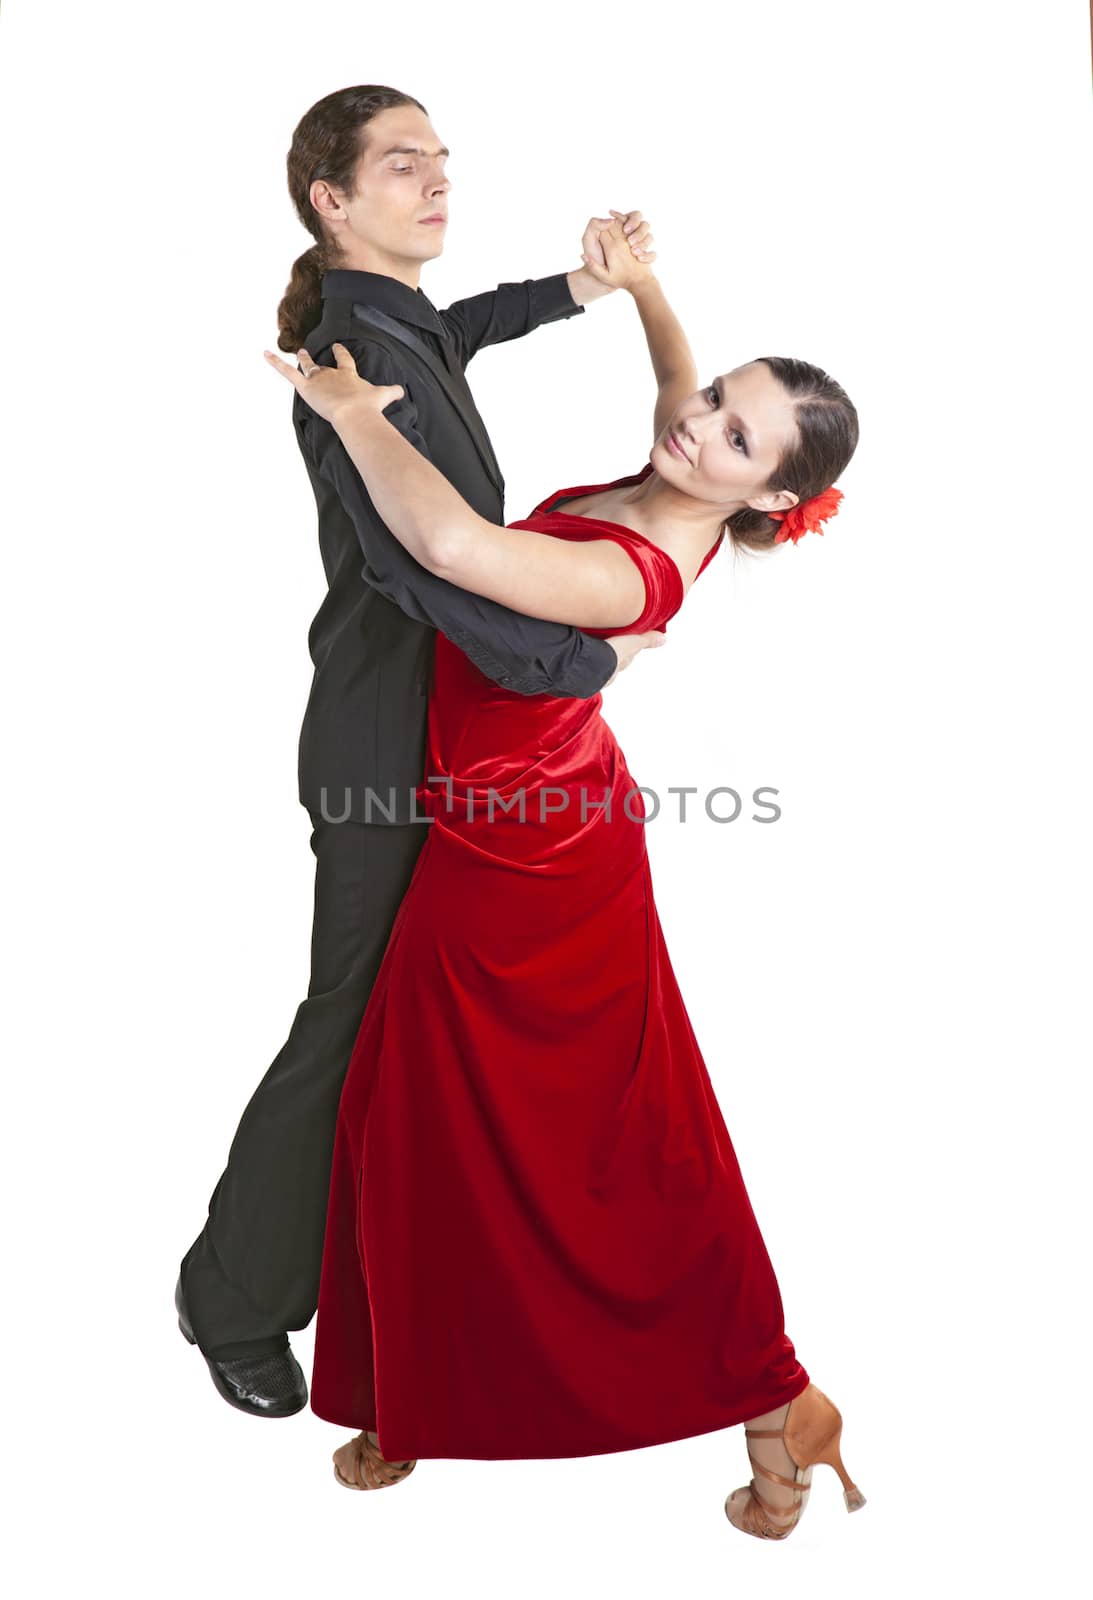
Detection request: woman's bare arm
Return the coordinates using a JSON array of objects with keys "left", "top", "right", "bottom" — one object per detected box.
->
[
  {"left": 330, "top": 401, "right": 647, "bottom": 629},
  {"left": 577, "top": 218, "right": 699, "bottom": 444},
  {"left": 629, "top": 278, "right": 699, "bottom": 441}
]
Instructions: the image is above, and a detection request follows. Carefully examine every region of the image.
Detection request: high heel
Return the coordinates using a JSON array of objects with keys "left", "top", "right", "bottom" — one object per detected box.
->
[{"left": 724, "top": 1382, "right": 865, "bottom": 1539}]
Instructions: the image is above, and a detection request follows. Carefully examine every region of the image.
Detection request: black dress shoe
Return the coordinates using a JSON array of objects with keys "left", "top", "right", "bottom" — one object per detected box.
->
[{"left": 175, "top": 1273, "right": 308, "bottom": 1418}]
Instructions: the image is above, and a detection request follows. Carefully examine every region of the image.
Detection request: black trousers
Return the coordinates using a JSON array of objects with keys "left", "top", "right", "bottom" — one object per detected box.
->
[{"left": 179, "top": 814, "right": 429, "bottom": 1360}]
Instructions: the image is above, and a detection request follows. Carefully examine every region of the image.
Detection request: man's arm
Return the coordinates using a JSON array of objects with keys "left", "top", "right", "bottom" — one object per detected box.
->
[
  {"left": 438, "top": 271, "right": 591, "bottom": 368},
  {"left": 294, "top": 338, "right": 618, "bottom": 699},
  {"left": 438, "top": 212, "right": 653, "bottom": 366}
]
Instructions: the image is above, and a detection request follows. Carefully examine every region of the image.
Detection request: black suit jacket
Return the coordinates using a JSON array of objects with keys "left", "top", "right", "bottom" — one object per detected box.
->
[{"left": 292, "top": 268, "right": 618, "bottom": 825}]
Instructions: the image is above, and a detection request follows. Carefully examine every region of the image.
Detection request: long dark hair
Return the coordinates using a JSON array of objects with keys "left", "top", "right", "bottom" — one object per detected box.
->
[
  {"left": 275, "top": 85, "right": 428, "bottom": 352},
  {"left": 725, "top": 358, "right": 859, "bottom": 555}
]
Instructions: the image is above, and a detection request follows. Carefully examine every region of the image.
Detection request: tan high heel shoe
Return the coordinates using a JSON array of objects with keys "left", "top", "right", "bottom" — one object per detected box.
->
[
  {"left": 724, "top": 1382, "right": 865, "bottom": 1539},
  {"left": 332, "top": 1429, "right": 417, "bottom": 1490}
]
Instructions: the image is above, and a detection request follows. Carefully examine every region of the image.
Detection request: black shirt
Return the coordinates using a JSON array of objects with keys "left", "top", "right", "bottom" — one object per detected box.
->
[{"left": 291, "top": 269, "right": 619, "bottom": 825}]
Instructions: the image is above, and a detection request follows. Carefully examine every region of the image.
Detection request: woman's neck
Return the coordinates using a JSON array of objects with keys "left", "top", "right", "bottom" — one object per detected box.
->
[{"left": 618, "top": 468, "right": 733, "bottom": 562}]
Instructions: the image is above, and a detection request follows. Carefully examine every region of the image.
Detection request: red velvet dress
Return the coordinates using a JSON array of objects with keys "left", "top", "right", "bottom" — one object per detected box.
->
[{"left": 309, "top": 464, "right": 809, "bottom": 1459}]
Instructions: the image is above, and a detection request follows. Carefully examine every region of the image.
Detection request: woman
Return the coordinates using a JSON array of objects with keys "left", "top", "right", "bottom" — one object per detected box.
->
[{"left": 264, "top": 219, "right": 864, "bottom": 1540}]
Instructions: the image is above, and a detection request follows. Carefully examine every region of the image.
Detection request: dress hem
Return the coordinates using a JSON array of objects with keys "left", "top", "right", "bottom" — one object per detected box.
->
[{"left": 309, "top": 1366, "right": 811, "bottom": 1460}]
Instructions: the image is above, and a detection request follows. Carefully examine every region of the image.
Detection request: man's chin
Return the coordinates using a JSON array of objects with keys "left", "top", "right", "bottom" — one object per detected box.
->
[{"left": 408, "top": 229, "right": 446, "bottom": 261}]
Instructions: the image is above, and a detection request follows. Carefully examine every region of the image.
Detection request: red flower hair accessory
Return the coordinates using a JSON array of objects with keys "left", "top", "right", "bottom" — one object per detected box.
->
[{"left": 768, "top": 485, "right": 844, "bottom": 545}]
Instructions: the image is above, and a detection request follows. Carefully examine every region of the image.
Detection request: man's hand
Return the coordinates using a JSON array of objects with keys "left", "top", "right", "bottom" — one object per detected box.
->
[
  {"left": 568, "top": 210, "right": 658, "bottom": 306},
  {"left": 582, "top": 209, "right": 656, "bottom": 272},
  {"left": 601, "top": 628, "right": 666, "bottom": 689},
  {"left": 582, "top": 218, "right": 657, "bottom": 296}
]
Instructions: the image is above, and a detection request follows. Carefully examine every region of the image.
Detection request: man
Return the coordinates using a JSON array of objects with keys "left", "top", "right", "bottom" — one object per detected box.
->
[{"left": 177, "top": 91, "right": 663, "bottom": 1415}]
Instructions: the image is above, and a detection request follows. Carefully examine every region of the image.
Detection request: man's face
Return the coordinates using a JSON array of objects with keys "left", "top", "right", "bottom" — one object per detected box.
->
[{"left": 320, "top": 105, "right": 451, "bottom": 274}]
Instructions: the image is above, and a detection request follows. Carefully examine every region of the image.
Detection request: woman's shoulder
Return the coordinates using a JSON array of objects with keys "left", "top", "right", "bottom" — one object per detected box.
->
[{"left": 525, "top": 462, "right": 654, "bottom": 519}]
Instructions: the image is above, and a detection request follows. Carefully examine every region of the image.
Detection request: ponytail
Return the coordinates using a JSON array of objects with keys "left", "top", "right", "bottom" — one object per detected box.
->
[{"left": 276, "top": 244, "right": 326, "bottom": 352}]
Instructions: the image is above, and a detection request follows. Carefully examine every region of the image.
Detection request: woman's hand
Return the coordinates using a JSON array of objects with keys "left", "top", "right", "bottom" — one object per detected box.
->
[
  {"left": 581, "top": 214, "right": 658, "bottom": 294},
  {"left": 262, "top": 342, "right": 405, "bottom": 429},
  {"left": 581, "top": 208, "right": 655, "bottom": 277}
]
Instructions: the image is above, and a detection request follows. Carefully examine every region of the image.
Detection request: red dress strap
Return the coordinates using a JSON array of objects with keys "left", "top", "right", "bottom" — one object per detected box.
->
[
  {"left": 577, "top": 528, "right": 683, "bottom": 635},
  {"left": 697, "top": 528, "right": 727, "bottom": 575},
  {"left": 529, "top": 461, "right": 655, "bottom": 517},
  {"left": 515, "top": 464, "right": 681, "bottom": 633},
  {"left": 519, "top": 463, "right": 726, "bottom": 633},
  {"left": 531, "top": 462, "right": 725, "bottom": 579}
]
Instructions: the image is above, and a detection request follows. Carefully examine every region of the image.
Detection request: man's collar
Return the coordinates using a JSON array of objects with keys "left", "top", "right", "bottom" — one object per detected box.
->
[{"left": 320, "top": 269, "right": 447, "bottom": 340}]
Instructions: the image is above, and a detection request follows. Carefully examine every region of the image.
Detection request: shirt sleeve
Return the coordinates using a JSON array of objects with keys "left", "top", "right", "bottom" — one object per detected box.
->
[
  {"left": 293, "top": 338, "right": 617, "bottom": 700},
  {"left": 438, "top": 273, "right": 585, "bottom": 368}
]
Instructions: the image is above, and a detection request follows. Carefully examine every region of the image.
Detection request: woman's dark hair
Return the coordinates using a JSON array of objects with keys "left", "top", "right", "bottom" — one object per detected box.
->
[
  {"left": 725, "top": 358, "right": 859, "bottom": 555},
  {"left": 276, "top": 85, "right": 428, "bottom": 352}
]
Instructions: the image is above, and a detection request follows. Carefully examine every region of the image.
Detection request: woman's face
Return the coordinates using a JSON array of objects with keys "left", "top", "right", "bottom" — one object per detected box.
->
[{"left": 653, "top": 361, "right": 801, "bottom": 516}]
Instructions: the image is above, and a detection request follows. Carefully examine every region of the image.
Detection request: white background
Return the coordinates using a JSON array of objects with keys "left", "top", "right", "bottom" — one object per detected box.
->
[{"left": 2, "top": 1, "right": 1090, "bottom": 1595}]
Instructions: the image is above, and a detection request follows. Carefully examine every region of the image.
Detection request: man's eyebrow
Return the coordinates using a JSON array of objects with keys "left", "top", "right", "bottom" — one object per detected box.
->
[
  {"left": 714, "top": 375, "right": 757, "bottom": 452},
  {"left": 378, "top": 144, "right": 450, "bottom": 159}
]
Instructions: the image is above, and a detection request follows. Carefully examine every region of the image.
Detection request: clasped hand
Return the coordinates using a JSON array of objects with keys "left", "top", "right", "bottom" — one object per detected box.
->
[{"left": 581, "top": 209, "right": 657, "bottom": 292}]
